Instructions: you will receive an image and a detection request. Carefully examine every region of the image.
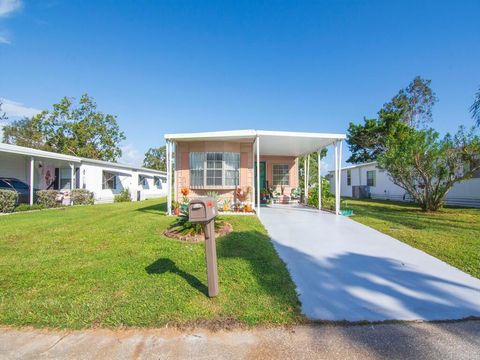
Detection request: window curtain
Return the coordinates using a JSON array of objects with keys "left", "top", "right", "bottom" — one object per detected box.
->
[{"left": 189, "top": 152, "right": 205, "bottom": 187}]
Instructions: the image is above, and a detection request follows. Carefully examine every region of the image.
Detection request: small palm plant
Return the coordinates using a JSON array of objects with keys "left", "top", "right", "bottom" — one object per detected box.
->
[{"left": 168, "top": 207, "right": 224, "bottom": 236}]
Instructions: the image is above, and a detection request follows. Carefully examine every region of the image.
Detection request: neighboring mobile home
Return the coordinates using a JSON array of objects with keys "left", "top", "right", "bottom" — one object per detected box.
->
[
  {"left": 164, "top": 129, "right": 346, "bottom": 215},
  {"left": 328, "top": 161, "right": 480, "bottom": 208},
  {"left": 0, "top": 143, "right": 167, "bottom": 204}
]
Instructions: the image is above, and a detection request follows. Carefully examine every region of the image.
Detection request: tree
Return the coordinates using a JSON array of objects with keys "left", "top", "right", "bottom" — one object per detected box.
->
[
  {"left": 143, "top": 146, "right": 167, "bottom": 171},
  {"left": 2, "top": 94, "right": 125, "bottom": 162},
  {"left": 470, "top": 85, "right": 480, "bottom": 126},
  {"left": 0, "top": 100, "right": 7, "bottom": 122},
  {"left": 299, "top": 148, "right": 328, "bottom": 193},
  {"left": 377, "top": 123, "right": 480, "bottom": 211},
  {"left": 347, "top": 76, "right": 437, "bottom": 163}
]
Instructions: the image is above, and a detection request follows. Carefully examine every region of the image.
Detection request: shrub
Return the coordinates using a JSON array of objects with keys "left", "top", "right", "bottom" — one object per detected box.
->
[
  {"left": 114, "top": 189, "right": 132, "bottom": 202},
  {"left": 71, "top": 189, "right": 94, "bottom": 205},
  {"left": 169, "top": 207, "right": 224, "bottom": 236},
  {"left": 36, "top": 190, "right": 60, "bottom": 208},
  {"left": 308, "top": 178, "right": 335, "bottom": 209},
  {"left": 0, "top": 190, "right": 18, "bottom": 213},
  {"left": 15, "top": 204, "right": 45, "bottom": 212}
]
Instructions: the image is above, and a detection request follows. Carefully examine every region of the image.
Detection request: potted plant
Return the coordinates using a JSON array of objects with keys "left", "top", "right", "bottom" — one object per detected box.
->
[
  {"left": 222, "top": 199, "right": 231, "bottom": 212},
  {"left": 172, "top": 200, "right": 181, "bottom": 215}
]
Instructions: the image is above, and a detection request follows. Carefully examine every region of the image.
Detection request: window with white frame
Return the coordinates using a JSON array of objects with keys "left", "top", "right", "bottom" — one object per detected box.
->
[
  {"left": 102, "top": 171, "right": 117, "bottom": 190},
  {"left": 272, "top": 164, "right": 289, "bottom": 186},
  {"left": 366, "top": 170, "right": 376, "bottom": 187},
  {"left": 138, "top": 175, "right": 147, "bottom": 187},
  {"left": 189, "top": 152, "right": 240, "bottom": 187},
  {"left": 154, "top": 176, "right": 164, "bottom": 188},
  {"left": 347, "top": 170, "right": 351, "bottom": 186}
]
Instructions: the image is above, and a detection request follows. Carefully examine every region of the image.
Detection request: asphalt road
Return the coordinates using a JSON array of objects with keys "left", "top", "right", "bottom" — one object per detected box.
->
[{"left": 1, "top": 320, "right": 479, "bottom": 359}]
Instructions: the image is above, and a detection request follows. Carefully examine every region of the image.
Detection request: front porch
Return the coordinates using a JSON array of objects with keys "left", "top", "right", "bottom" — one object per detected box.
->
[
  {"left": 164, "top": 130, "right": 346, "bottom": 216},
  {"left": 0, "top": 146, "right": 80, "bottom": 205}
]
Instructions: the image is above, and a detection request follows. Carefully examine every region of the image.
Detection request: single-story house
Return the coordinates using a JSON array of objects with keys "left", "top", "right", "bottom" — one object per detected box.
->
[
  {"left": 164, "top": 129, "right": 346, "bottom": 215},
  {"left": 0, "top": 142, "right": 167, "bottom": 204},
  {"left": 328, "top": 161, "right": 480, "bottom": 208}
]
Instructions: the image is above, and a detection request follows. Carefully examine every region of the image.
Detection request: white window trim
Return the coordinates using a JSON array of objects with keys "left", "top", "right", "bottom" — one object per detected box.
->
[{"left": 190, "top": 152, "right": 240, "bottom": 189}]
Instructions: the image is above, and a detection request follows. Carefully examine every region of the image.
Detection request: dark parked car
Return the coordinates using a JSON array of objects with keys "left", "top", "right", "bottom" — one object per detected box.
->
[{"left": 0, "top": 177, "right": 32, "bottom": 204}]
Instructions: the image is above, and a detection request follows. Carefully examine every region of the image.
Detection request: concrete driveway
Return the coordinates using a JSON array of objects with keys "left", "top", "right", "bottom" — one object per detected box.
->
[{"left": 259, "top": 205, "right": 480, "bottom": 321}]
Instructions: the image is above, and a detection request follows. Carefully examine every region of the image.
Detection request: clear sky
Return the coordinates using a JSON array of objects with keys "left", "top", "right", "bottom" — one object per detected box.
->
[{"left": 1, "top": 0, "right": 479, "bottom": 171}]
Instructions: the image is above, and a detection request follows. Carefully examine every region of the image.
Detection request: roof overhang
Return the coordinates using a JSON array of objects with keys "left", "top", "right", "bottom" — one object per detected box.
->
[{"left": 165, "top": 129, "right": 346, "bottom": 157}]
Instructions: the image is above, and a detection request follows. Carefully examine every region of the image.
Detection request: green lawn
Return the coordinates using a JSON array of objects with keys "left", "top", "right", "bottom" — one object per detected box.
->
[
  {"left": 346, "top": 199, "right": 480, "bottom": 278},
  {"left": 0, "top": 199, "right": 302, "bottom": 329}
]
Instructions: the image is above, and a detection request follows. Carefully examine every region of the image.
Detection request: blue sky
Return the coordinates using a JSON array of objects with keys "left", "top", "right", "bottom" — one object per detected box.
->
[{"left": 1, "top": 0, "right": 479, "bottom": 171}]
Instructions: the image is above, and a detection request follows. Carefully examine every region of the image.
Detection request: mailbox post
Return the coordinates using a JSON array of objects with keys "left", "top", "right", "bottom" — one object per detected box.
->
[{"left": 188, "top": 197, "right": 219, "bottom": 297}]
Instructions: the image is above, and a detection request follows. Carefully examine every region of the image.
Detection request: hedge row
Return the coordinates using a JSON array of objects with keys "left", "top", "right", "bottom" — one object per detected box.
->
[{"left": 0, "top": 190, "right": 18, "bottom": 213}]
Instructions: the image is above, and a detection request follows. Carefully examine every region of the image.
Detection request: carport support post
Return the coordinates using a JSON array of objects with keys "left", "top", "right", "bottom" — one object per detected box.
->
[
  {"left": 337, "top": 140, "right": 343, "bottom": 214},
  {"left": 303, "top": 157, "right": 307, "bottom": 205},
  {"left": 318, "top": 150, "right": 321, "bottom": 210},
  {"left": 29, "top": 157, "right": 34, "bottom": 206},
  {"left": 334, "top": 141, "right": 339, "bottom": 215},
  {"left": 256, "top": 136, "right": 260, "bottom": 216},
  {"left": 166, "top": 140, "right": 172, "bottom": 215},
  {"left": 70, "top": 163, "right": 75, "bottom": 205}
]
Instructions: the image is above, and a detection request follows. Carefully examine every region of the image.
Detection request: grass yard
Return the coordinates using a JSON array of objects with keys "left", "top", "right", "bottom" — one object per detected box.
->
[
  {"left": 346, "top": 199, "right": 480, "bottom": 278},
  {"left": 0, "top": 199, "right": 302, "bottom": 329}
]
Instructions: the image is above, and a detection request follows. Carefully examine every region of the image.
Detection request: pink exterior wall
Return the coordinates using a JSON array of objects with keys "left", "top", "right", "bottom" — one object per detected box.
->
[
  {"left": 260, "top": 155, "right": 299, "bottom": 196},
  {"left": 174, "top": 141, "right": 299, "bottom": 202}
]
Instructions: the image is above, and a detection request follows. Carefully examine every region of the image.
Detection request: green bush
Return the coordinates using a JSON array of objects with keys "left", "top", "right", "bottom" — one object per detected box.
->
[
  {"left": 15, "top": 204, "right": 45, "bottom": 212},
  {"left": 71, "top": 189, "right": 94, "bottom": 205},
  {"left": 114, "top": 189, "right": 132, "bottom": 202},
  {"left": 308, "top": 178, "right": 335, "bottom": 210},
  {"left": 0, "top": 190, "right": 18, "bottom": 213},
  {"left": 36, "top": 190, "right": 60, "bottom": 208}
]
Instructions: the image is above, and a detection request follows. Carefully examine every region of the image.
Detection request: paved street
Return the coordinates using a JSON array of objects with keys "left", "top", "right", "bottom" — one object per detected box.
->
[{"left": 1, "top": 320, "right": 479, "bottom": 359}]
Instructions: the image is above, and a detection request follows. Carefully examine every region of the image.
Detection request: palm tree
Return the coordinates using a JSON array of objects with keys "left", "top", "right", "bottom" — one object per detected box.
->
[{"left": 471, "top": 86, "right": 480, "bottom": 126}]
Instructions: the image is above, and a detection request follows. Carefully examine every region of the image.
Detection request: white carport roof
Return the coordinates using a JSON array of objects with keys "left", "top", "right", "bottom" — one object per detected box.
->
[{"left": 165, "top": 129, "right": 346, "bottom": 156}]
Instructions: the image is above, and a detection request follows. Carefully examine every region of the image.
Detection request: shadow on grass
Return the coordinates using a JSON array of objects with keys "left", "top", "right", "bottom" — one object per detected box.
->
[
  {"left": 136, "top": 201, "right": 167, "bottom": 215},
  {"left": 145, "top": 258, "right": 208, "bottom": 295},
  {"left": 145, "top": 229, "right": 302, "bottom": 317}
]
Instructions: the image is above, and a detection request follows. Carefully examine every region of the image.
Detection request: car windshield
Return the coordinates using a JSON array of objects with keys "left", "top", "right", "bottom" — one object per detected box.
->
[{"left": 7, "top": 179, "right": 29, "bottom": 190}]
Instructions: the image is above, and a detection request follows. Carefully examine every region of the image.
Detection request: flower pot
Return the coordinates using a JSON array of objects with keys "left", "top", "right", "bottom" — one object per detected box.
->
[{"left": 174, "top": 208, "right": 180, "bottom": 215}]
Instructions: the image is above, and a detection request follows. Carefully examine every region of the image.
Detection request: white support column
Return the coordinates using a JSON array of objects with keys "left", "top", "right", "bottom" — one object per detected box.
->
[
  {"left": 166, "top": 140, "right": 172, "bottom": 215},
  {"left": 303, "top": 157, "right": 307, "bottom": 204},
  {"left": 251, "top": 140, "right": 255, "bottom": 205},
  {"left": 29, "top": 157, "right": 34, "bottom": 206},
  {"left": 256, "top": 136, "right": 260, "bottom": 216},
  {"left": 70, "top": 163, "right": 75, "bottom": 190},
  {"left": 334, "top": 141, "right": 340, "bottom": 215},
  {"left": 172, "top": 141, "right": 177, "bottom": 203},
  {"left": 307, "top": 154, "right": 310, "bottom": 203},
  {"left": 318, "top": 149, "right": 322, "bottom": 210},
  {"left": 338, "top": 140, "right": 343, "bottom": 214},
  {"left": 70, "top": 163, "right": 75, "bottom": 206}
]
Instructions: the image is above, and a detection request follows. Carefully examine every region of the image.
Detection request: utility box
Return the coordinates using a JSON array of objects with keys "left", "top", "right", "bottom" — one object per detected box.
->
[
  {"left": 188, "top": 197, "right": 217, "bottom": 223},
  {"left": 188, "top": 197, "right": 219, "bottom": 297}
]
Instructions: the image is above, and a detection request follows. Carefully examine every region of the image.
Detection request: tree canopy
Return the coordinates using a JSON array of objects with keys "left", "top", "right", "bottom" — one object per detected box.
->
[
  {"left": 143, "top": 146, "right": 167, "bottom": 171},
  {"left": 471, "top": 85, "right": 480, "bottom": 126},
  {"left": 378, "top": 123, "right": 480, "bottom": 211},
  {"left": 2, "top": 94, "right": 126, "bottom": 162},
  {"left": 347, "top": 76, "right": 437, "bottom": 163}
]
